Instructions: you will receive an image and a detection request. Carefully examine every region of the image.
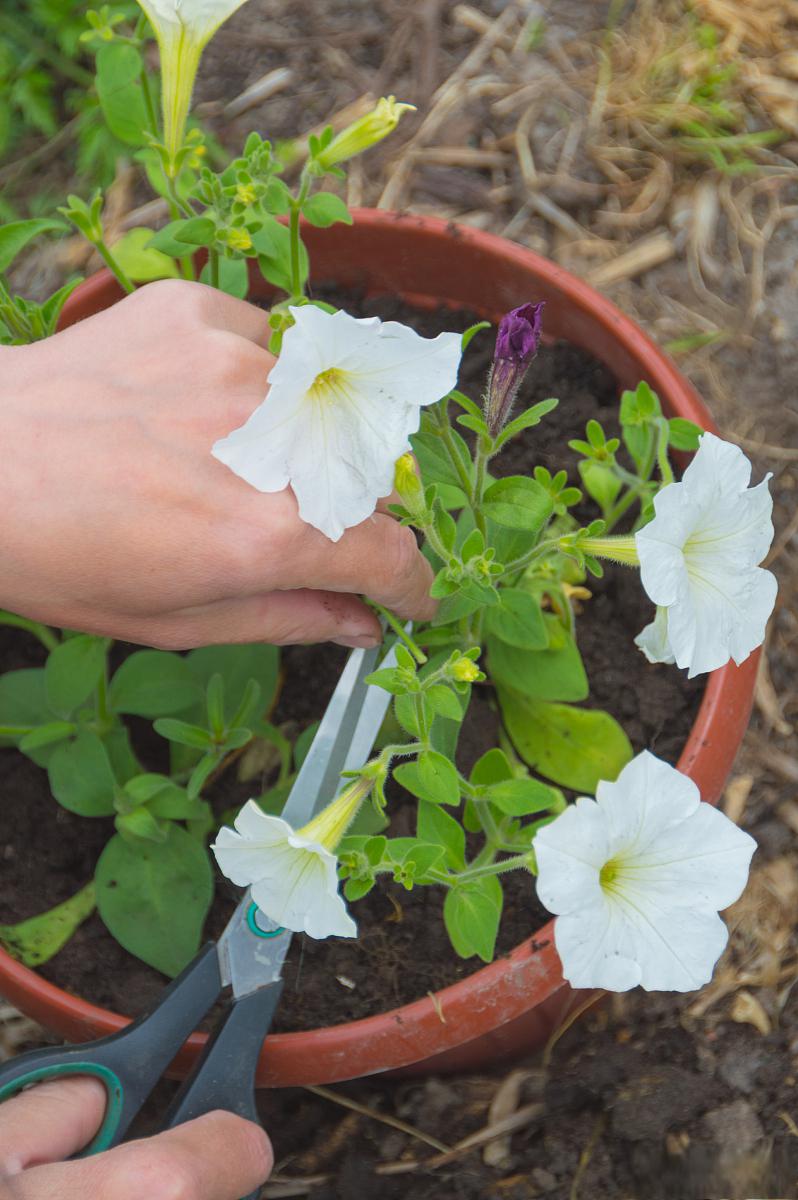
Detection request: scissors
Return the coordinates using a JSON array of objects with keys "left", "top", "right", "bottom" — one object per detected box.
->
[{"left": 0, "top": 638, "right": 396, "bottom": 1196}]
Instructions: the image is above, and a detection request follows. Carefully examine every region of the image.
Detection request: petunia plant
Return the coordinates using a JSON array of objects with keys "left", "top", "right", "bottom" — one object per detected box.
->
[
  {"left": 0, "top": 0, "right": 778, "bottom": 997},
  {"left": 211, "top": 300, "right": 776, "bottom": 988}
]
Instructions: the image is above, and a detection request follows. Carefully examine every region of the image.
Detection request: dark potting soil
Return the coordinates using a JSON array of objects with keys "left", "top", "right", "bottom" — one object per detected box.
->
[{"left": 0, "top": 296, "right": 703, "bottom": 1031}]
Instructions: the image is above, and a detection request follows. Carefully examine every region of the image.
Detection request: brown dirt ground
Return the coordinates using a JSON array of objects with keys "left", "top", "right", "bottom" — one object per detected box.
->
[{"left": 3, "top": 2, "right": 798, "bottom": 1197}]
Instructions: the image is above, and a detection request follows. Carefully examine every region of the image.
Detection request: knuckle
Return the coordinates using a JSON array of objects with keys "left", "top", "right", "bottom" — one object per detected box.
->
[
  {"left": 381, "top": 521, "right": 423, "bottom": 594},
  {"left": 124, "top": 1150, "right": 196, "bottom": 1200}
]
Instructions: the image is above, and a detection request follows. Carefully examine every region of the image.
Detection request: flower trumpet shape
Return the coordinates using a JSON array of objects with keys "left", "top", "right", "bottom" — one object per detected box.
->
[
  {"left": 136, "top": 0, "right": 252, "bottom": 167},
  {"left": 212, "top": 780, "right": 371, "bottom": 939},
  {"left": 212, "top": 304, "right": 462, "bottom": 541},
  {"left": 533, "top": 751, "right": 756, "bottom": 992},
  {"left": 315, "top": 96, "right": 416, "bottom": 170},
  {"left": 634, "top": 432, "right": 777, "bottom": 677}
]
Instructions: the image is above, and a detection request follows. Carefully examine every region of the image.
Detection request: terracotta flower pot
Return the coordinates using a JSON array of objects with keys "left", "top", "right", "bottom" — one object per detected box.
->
[{"left": 0, "top": 210, "right": 758, "bottom": 1086}]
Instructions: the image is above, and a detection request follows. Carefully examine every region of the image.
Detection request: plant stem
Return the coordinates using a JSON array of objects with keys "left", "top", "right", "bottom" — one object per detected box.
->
[
  {"left": 471, "top": 439, "right": 489, "bottom": 538},
  {"left": 95, "top": 658, "right": 112, "bottom": 729},
  {"left": 432, "top": 403, "right": 474, "bottom": 499},
  {"left": 604, "top": 427, "right": 657, "bottom": 531},
  {"left": 655, "top": 417, "right": 675, "bottom": 485},
  {"left": 139, "top": 67, "right": 159, "bottom": 139},
  {"left": 0, "top": 610, "right": 59, "bottom": 651},
  {"left": 367, "top": 601, "right": 426, "bottom": 664},
  {"left": 501, "top": 535, "right": 563, "bottom": 579},
  {"left": 94, "top": 239, "right": 135, "bottom": 294},
  {"left": 209, "top": 248, "right": 220, "bottom": 289},
  {"left": 457, "top": 854, "right": 530, "bottom": 882},
  {"left": 288, "top": 170, "right": 312, "bottom": 301}
]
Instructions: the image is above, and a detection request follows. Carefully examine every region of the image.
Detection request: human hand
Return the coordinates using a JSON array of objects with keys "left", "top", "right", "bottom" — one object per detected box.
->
[
  {"left": 0, "top": 1076, "right": 272, "bottom": 1199},
  {"left": 0, "top": 280, "right": 435, "bottom": 648}
]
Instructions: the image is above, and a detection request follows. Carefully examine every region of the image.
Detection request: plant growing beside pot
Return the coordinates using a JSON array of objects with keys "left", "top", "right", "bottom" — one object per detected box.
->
[{"left": 0, "top": 0, "right": 776, "bottom": 1082}]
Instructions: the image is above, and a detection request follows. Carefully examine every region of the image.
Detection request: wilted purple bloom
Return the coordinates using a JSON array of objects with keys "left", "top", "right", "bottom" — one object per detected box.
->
[{"left": 485, "top": 302, "right": 544, "bottom": 437}]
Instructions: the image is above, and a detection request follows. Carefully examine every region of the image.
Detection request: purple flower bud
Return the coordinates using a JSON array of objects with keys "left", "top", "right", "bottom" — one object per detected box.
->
[{"left": 485, "top": 302, "right": 544, "bottom": 438}]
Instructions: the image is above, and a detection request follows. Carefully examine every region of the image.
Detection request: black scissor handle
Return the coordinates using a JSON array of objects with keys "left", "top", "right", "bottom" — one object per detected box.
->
[
  {"left": 0, "top": 942, "right": 223, "bottom": 1154},
  {"left": 163, "top": 979, "right": 284, "bottom": 1200},
  {"left": 163, "top": 978, "right": 283, "bottom": 1130}
]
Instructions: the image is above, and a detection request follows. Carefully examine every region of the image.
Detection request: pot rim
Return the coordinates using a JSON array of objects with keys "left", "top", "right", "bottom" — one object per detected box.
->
[{"left": 0, "top": 209, "right": 759, "bottom": 1084}]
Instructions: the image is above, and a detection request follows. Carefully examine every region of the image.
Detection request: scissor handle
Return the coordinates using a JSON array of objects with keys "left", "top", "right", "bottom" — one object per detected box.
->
[
  {"left": 163, "top": 978, "right": 283, "bottom": 1130},
  {"left": 0, "top": 942, "right": 223, "bottom": 1154}
]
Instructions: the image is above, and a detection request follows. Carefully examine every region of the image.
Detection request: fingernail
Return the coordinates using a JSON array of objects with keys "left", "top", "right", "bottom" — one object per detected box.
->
[{"left": 332, "top": 633, "right": 381, "bottom": 649}]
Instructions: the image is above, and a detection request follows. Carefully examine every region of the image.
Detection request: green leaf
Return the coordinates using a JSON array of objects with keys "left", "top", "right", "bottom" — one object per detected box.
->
[
  {"left": 485, "top": 777, "right": 560, "bottom": 817},
  {"left": 484, "top": 589, "right": 548, "bottom": 650},
  {"left": 417, "top": 802, "right": 466, "bottom": 869},
  {"left": 411, "top": 424, "right": 471, "bottom": 505},
  {"left": 494, "top": 398, "right": 558, "bottom": 448},
  {"left": 0, "top": 219, "right": 65, "bottom": 273},
  {"left": 425, "top": 684, "right": 463, "bottom": 721},
  {"left": 0, "top": 883, "right": 95, "bottom": 967},
  {"left": 394, "top": 750, "right": 460, "bottom": 805},
  {"left": 109, "top": 651, "right": 200, "bottom": 718},
  {"left": 0, "top": 669, "right": 52, "bottom": 737},
  {"left": 45, "top": 635, "right": 107, "bottom": 718},
  {"left": 620, "top": 380, "right": 661, "bottom": 425},
  {"left": 481, "top": 476, "right": 553, "bottom": 532},
  {"left": 668, "top": 417, "right": 703, "bottom": 450},
  {"left": 469, "top": 748, "right": 514, "bottom": 786},
  {"left": 110, "top": 228, "right": 179, "bottom": 282},
  {"left": 301, "top": 192, "right": 353, "bottom": 227},
  {"left": 253, "top": 217, "right": 308, "bottom": 292},
  {"left": 18, "top": 721, "right": 75, "bottom": 753},
  {"left": 186, "top": 644, "right": 279, "bottom": 721},
  {"left": 199, "top": 255, "right": 250, "bottom": 298},
  {"left": 578, "top": 460, "right": 621, "bottom": 512},
  {"left": 95, "top": 826, "right": 214, "bottom": 977},
  {"left": 95, "top": 43, "right": 148, "bottom": 146},
  {"left": 498, "top": 689, "right": 633, "bottom": 792},
  {"left": 148, "top": 220, "right": 198, "bottom": 257},
  {"left": 176, "top": 217, "right": 217, "bottom": 247},
  {"left": 488, "top": 615, "right": 588, "bottom": 702},
  {"left": 116, "top": 806, "right": 169, "bottom": 843},
  {"left": 444, "top": 876, "right": 503, "bottom": 961},
  {"left": 48, "top": 729, "right": 117, "bottom": 816},
  {"left": 153, "top": 719, "right": 214, "bottom": 750}
]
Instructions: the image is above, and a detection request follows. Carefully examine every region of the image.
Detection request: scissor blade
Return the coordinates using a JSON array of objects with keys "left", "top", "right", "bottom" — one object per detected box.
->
[
  {"left": 280, "top": 640, "right": 397, "bottom": 829},
  {"left": 217, "top": 891, "right": 289, "bottom": 996},
  {"left": 218, "top": 636, "right": 405, "bottom": 997}
]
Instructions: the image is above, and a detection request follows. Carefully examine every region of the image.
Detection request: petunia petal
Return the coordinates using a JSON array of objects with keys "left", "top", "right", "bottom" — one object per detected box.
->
[
  {"left": 597, "top": 750, "right": 700, "bottom": 858},
  {"left": 533, "top": 797, "right": 608, "bottom": 915},
  {"left": 553, "top": 898, "right": 643, "bottom": 991},
  {"left": 212, "top": 305, "right": 462, "bottom": 541},
  {"left": 634, "top": 606, "right": 676, "bottom": 665}
]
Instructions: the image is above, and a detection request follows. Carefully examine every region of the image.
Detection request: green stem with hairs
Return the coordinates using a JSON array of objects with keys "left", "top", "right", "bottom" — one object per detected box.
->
[
  {"left": 94, "top": 239, "right": 135, "bottom": 294},
  {"left": 367, "top": 602, "right": 427, "bottom": 664}
]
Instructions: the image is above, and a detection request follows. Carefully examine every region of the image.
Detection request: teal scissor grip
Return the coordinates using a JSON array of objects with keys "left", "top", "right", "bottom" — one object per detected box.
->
[
  {"left": 0, "top": 1061, "right": 123, "bottom": 1155},
  {"left": 246, "top": 902, "right": 284, "bottom": 939}
]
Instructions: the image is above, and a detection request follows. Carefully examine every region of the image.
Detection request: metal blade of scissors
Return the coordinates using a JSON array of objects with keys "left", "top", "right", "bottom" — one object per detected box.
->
[{"left": 217, "top": 636, "right": 403, "bottom": 998}]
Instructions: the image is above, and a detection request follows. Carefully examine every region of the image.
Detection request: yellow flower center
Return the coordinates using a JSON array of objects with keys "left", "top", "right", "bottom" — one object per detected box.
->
[{"left": 308, "top": 367, "right": 354, "bottom": 406}]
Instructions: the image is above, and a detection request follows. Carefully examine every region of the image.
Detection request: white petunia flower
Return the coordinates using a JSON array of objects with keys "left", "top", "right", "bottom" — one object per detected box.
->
[
  {"left": 212, "top": 304, "right": 462, "bottom": 541},
  {"left": 634, "top": 432, "right": 777, "bottom": 678},
  {"left": 136, "top": 0, "right": 252, "bottom": 165},
  {"left": 212, "top": 780, "right": 370, "bottom": 939},
  {"left": 533, "top": 751, "right": 755, "bottom": 992}
]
